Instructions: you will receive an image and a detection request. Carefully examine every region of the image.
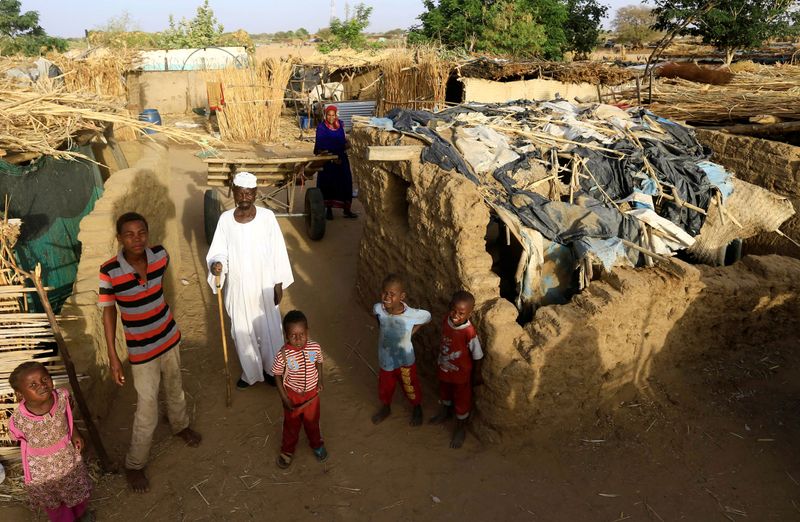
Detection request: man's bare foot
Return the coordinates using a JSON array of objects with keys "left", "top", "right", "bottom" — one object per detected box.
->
[
  {"left": 450, "top": 420, "right": 467, "bottom": 449},
  {"left": 176, "top": 427, "right": 202, "bottom": 447},
  {"left": 429, "top": 404, "right": 452, "bottom": 424},
  {"left": 125, "top": 467, "right": 149, "bottom": 493},
  {"left": 371, "top": 404, "right": 391, "bottom": 424},
  {"left": 410, "top": 405, "right": 423, "bottom": 427}
]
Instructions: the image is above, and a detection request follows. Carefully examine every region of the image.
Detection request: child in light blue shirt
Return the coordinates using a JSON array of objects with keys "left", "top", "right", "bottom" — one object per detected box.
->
[{"left": 371, "top": 274, "right": 431, "bottom": 426}]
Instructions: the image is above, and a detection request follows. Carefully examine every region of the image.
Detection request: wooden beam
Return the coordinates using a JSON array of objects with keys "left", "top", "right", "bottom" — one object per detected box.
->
[
  {"left": 699, "top": 120, "right": 800, "bottom": 136},
  {"left": 204, "top": 155, "right": 337, "bottom": 164},
  {"left": 31, "top": 265, "right": 114, "bottom": 473},
  {"left": 367, "top": 146, "right": 424, "bottom": 162}
]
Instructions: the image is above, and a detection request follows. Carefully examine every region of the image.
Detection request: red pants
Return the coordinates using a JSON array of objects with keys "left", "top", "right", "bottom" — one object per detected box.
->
[
  {"left": 45, "top": 499, "right": 88, "bottom": 522},
  {"left": 378, "top": 364, "right": 422, "bottom": 406},
  {"left": 281, "top": 388, "right": 323, "bottom": 454},
  {"left": 440, "top": 381, "right": 472, "bottom": 419}
]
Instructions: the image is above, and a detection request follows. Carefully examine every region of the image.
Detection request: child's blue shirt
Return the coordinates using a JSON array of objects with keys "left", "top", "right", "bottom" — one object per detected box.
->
[{"left": 373, "top": 302, "right": 431, "bottom": 371}]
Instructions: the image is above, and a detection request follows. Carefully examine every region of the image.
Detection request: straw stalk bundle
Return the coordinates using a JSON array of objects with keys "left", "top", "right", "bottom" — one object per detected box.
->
[
  {"left": 47, "top": 50, "right": 136, "bottom": 101},
  {"left": 206, "top": 59, "right": 293, "bottom": 143},
  {"left": 378, "top": 48, "right": 450, "bottom": 115},
  {"left": 0, "top": 83, "right": 214, "bottom": 162},
  {"left": 647, "top": 77, "right": 800, "bottom": 123}
]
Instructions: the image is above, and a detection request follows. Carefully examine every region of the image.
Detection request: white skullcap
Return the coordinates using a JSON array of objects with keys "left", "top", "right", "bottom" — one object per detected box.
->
[{"left": 233, "top": 171, "right": 257, "bottom": 188}]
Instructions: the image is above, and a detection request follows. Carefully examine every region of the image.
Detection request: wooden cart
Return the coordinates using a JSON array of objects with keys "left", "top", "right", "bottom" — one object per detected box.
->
[{"left": 203, "top": 154, "right": 337, "bottom": 244}]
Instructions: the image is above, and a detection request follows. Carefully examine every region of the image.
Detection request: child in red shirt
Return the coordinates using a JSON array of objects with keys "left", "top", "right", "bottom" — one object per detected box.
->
[
  {"left": 430, "top": 291, "right": 484, "bottom": 448},
  {"left": 272, "top": 310, "right": 327, "bottom": 469}
]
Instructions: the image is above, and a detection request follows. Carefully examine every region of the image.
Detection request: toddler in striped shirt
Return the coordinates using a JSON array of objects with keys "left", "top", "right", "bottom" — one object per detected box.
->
[{"left": 272, "top": 310, "right": 327, "bottom": 469}]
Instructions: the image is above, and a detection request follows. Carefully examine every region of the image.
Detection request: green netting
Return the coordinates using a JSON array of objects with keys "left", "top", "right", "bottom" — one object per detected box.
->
[{"left": 0, "top": 145, "right": 104, "bottom": 312}]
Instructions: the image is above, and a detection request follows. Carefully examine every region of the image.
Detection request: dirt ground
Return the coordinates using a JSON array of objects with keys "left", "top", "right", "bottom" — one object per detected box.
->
[{"left": 3, "top": 145, "right": 800, "bottom": 521}]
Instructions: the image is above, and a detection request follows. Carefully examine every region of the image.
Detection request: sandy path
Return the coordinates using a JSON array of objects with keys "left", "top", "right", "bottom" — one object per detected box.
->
[{"left": 4, "top": 145, "right": 800, "bottom": 521}]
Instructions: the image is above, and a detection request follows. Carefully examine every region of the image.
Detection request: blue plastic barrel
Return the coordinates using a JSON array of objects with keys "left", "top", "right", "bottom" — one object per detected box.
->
[{"left": 138, "top": 109, "right": 162, "bottom": 134}]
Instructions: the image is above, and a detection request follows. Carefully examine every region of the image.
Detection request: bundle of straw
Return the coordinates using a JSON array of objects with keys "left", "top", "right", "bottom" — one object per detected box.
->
[
  {"left": 206, "top": 59, "right": 294, "bottom": 143},
  {"left": 0, "top": 82, "right": 213, "bottom": 162},
  {"left": 378, "top": 48, "right": 450, "bottom": 116},
  {"left": 646, "top": 77, "right": 800, "bottom": 123},
  {"left": 47, "top": 51, "right": 136, "bottom": 101}
]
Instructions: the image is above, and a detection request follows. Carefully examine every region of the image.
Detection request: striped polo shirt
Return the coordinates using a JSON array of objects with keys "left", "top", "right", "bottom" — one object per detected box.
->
[
  {"left": 271, "top": 341, "right": 323, "bottom": 394},
  {"left": 98, "top": 245, "right": 181, "bottom": 364}
]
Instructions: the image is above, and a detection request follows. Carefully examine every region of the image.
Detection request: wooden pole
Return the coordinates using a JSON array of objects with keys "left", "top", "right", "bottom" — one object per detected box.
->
[
  {"left": 698, "top": 120, "right": 800, "bottom": 136},
  {"left": 215, "top": 275, "right": 232, "bottom": 407},
  {"left": 31, "top": 264, "right": 114, "bottom": 472},
  {"left": 635, "top": 76, "right": 642, "bottom": 106}
]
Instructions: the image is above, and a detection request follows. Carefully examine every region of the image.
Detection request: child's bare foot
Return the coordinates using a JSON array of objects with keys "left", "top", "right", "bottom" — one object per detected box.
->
[
  {"left": 450, "top": 420, "right": 467, "bottom": 449},
  {"left": 176, "top": 427, "right": 202, "bottom": 447},
  {"left": 371, "top": 404, "right": 391, "bottom": 424},
  {"left": 429, "top": 404, "right": 452, "bottom": 424},
  {"left": 125, "top": 467, "right": 149, "bottom": 493},
  {"left": 410, "top": 405, "right": 423, "bottom": 426}
]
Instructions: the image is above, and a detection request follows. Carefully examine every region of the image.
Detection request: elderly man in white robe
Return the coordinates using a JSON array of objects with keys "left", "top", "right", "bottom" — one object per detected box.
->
[{"left": 207, "top": 172, "right": 294, "bottom": 389}]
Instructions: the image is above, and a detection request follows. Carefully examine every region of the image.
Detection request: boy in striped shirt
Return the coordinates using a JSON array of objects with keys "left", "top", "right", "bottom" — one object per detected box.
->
[
  {"left": 99, "top": 212, "right": 201, "bottom": 493},
  {"left": 272, "top": 310, "right": 327, "bottom": 469}
]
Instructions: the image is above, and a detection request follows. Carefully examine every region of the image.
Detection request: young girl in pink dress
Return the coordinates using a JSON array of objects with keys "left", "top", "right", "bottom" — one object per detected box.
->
[{"left": 8, "top": 361, "right": 93, "bottom": 522}]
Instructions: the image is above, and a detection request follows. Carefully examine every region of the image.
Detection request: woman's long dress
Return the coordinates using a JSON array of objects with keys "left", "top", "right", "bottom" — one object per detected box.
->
[{"left": 314, "top": 119, "right": 353, "bottom": 209}]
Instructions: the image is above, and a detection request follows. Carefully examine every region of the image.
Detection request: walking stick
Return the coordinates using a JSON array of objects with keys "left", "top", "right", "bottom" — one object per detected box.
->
[{"left": 215, "top": 275, "right": 232, "bottom": 407}]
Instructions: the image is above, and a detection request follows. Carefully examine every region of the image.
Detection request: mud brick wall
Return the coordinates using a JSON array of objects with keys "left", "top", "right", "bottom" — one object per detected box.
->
[
  {"left": 349, "top": 127, "right": 500, "bottom": 371},
  {"left": 61, "top": 142, "right": 180, "bottom": 418},
  {"left": 350, "top": 124, "right": 800, "bottom": 443},
  {"left": 696, "top": 130, "right": 800, "bottom": 259}
]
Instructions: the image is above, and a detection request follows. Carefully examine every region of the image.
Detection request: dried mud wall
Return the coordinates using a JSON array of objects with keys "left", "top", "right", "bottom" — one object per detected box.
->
[
  {"left": 696, "top": 129, "right": 800, "bottom": 259},
  {"left": 460, "top": 77, "right": 599, "bottom": 104},
  {"left": 349, "top": 127, "right": 500, "bottom": 369},
  {"left": 351, "top": 125, "right": 800, "bottom": 443},
  {"left": 61, "top": 142, "right": 180, "bottom": 419}
]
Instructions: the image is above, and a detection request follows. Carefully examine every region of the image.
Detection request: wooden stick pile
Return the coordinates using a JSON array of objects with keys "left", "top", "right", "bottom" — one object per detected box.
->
[
  {"left": 206, "top": 59, "right": 294, "bottom": 143},
  {"left": 0, "top": 82, "right": 214, "bottom": 163},
  {"left": 378, "top": 48, "right": 450, "bottom": 116}
]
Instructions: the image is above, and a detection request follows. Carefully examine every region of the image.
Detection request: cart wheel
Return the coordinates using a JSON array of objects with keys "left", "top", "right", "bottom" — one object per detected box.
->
[
  {"left": 304, "top": 187, "right": 326, "bottom": 241},
  {"left": 204, "top": 189, "right": 224, "bottom": 245}
]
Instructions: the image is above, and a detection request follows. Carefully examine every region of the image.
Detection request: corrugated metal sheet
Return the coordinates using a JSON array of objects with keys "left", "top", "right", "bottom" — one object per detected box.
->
[{"left": 325, "top": 101, "right": 377, "bottom": 131}]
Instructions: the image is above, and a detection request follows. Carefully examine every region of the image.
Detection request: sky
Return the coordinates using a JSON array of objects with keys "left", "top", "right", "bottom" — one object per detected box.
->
[{"left": 22, "top": 0, "right": 634, "bottom": 38}]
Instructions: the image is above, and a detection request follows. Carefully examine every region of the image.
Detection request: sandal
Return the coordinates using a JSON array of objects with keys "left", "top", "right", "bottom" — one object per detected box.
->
[
  {"left": 313, "top": 445, "right": 328, "bottom": 462},
  {"left": 276, "top": 452, "right": 293, "bottom": 469}
]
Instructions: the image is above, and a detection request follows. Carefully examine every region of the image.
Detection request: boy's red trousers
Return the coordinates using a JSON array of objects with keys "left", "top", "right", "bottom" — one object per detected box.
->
[
  {"left": 439, "top": 381, "right": 472, "bottom": 419},
  {"left": 281, "top": 388, "right": 323, "bottom": 454},
  {"left": 378, "top": 363, "right": 423, "bottom": 406}
]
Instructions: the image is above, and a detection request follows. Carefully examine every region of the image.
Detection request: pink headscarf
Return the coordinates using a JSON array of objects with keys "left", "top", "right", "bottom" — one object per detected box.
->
[{"left": 324, "top": 105, "right": 340, "bottom": 131}]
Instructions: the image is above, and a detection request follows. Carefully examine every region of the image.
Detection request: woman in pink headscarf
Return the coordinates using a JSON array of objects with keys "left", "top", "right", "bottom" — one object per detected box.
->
[{"left": 314, "top": 105, "right": 357, "bottom": 220}]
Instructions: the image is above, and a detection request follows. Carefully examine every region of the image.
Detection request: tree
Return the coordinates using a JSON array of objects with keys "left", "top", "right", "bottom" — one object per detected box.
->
[
  {"left": 409, "top": 0, "right": 490, "bottom": 52},
  {"left": 0, "top": 0, "right": 67, "bottom": 55},
  {"left": 158, "top": 0, "right": 225, "bottom": 49},
  {"left": 651, "top": 0, "right": 800, "bottom": 65},
  {"left": 482, "top": 1, "right": 548, "bottom": 57},
  {"left": 96, "top": 11, "right": 139, "bottom": 33},
  {"left": 409, "top": 0, "right": 568, "bottom": 59},
  {"left": 613, "top": 5, "right": 659, "bottom": 47},
  {"left": 565, "top": 0, "right": 609, "bottom": 59},
  {"left": 319, "top": 2, "right": 372, "bottom": 52}
]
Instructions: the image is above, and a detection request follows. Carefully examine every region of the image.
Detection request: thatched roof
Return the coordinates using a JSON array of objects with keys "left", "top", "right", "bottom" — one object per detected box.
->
[{"left": 456, "top": 57, "right": 634, "bottom": 86}]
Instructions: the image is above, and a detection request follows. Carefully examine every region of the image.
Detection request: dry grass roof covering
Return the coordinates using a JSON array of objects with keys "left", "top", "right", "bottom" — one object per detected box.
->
[{"left": 456, "top": 57, "right": 634, "bottom": 86}]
